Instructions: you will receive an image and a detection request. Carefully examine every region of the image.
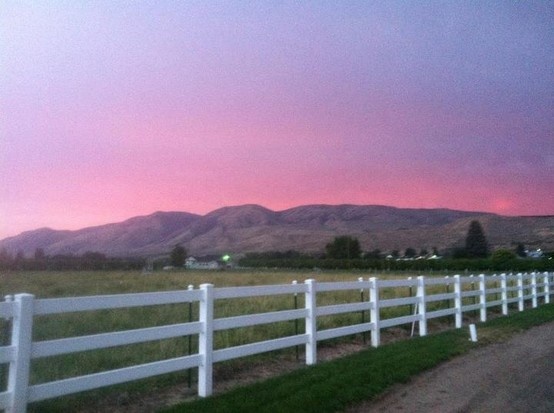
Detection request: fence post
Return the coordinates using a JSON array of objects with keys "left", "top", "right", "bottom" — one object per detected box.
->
[
  {"left": 304, "top": 279, "right": 317, "bottom": 365},
  {"left": 417, "top": 276, "right": 427, "bottom": 336},
  {"left": 517, "top": 273, "right": 524, "bottom": 312},
  {"left": 369, "top": 277, "right": 380, "bottom": 347},
  {"left": 8, "top": 294, "right": 34, "bottom": 413},
  {"left": 358, "top": 277, "right": 367, "bottom": 344},
  {"left": 407, "top": 276, "right": 414, "bottom": 316},
  {"left": 531, "top": 272, "right": 538, "bottom": 308},
  {"left": 292, "top": 280, "right": 299, "bottom": 361},
  {"left": 500, "top": 273, "right": 508, "bottom": 315},
  {"left": 198, "top": 284, "right": 214, "bottom": 397},
  {"left": 544, "top": 272, "right": 551, "bottom": 304},
  {"left": 443, "top": 276, "right": 450, "bottom": 319},
  {"left": 1, "top": 296, "right": 13, "bottom": 397},
  {"left": 454, "top": 275, "right": 462, "bottom": 328},
  {"left": 187, "top": 284, "right": 194, "bottom": 389},
  {"left": 479, "top": 274, "right": 486, "bottom": 322}
]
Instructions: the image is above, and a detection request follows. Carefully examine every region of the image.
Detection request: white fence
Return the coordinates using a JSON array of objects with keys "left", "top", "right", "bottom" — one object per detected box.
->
[{"left": 1, "top": 272, "right": 553, "bottom": 412}]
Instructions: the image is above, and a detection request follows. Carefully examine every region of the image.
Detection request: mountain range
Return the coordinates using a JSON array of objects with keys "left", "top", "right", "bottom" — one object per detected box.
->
[{"left": 1, "top": 204, "right": 553, "bottom": 258}]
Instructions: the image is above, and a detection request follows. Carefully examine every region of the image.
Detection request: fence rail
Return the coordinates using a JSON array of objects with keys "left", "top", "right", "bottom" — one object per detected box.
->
[{"left": 1, "top": 272, "right": 553, "bottom": 412}]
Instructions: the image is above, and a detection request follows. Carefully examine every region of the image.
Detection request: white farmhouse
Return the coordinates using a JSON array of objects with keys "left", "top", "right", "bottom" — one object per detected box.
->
[{"left": 185, "top": 257, "right": 220, "bottom": 270}]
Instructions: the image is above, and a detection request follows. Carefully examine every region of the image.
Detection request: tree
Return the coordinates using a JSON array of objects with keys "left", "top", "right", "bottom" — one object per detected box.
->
[
  {"left": 515, "top": 243, "right": 526, "bottom": 258},
  {"left": 0, "top": 248, "right": 13, "bottom": 269},
  {"left": 325, "top": 236, "right": 361, "bottom": 259},
  {"left": 491, "top": 249, "right": 516, "bottom": 262},
  {"left": 404, "top": 247, "right": 417, "bottom": 258},
  {"left": 465, "top": 220, "right": 489, "bottom": 258},
  {"left": 33, "top": 248, "right": 47, "bottom": 270},
  {"left": 14, "top": 250, "right": 25, "bottom": 269},
  {"left": 82, "top": 251, "right": 107, "bottom": 270},
  {"left": 170, "top": 244, "right": 187, "bottom": 267},
  {"left": 364, "top": 249, "right": 381, "bottom": 259},
  {"left": 34, "top": 248, "right": 46, "bottom": 261},
  {"left": 452, "top": 247, "right": 468, "bottom": 259}
]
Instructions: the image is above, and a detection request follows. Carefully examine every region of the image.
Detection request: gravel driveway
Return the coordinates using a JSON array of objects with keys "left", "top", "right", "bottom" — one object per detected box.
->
[{"left": 346, "top": 321, "right": 554, "bottom": 412}]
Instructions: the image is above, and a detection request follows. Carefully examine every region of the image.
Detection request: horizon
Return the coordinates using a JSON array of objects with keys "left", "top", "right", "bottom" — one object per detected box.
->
[{"left": 2, "top": 2, "right": 553, "bottom": 240}]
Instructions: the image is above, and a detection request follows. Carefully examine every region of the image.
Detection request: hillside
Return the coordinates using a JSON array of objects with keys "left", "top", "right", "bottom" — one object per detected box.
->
[{"left": 1, "top": 205, "right": 553, "bottom": 257}]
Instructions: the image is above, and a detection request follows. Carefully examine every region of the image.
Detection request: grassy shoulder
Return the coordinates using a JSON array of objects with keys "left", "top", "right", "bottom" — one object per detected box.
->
[{"left": 162, "top": 303, "right": 554, "bottom": 413}]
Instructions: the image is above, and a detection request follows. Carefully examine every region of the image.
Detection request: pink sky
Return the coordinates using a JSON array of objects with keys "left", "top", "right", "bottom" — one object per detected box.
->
[{"left": 1, "top": 2, "right": 553, "bottom": 239}]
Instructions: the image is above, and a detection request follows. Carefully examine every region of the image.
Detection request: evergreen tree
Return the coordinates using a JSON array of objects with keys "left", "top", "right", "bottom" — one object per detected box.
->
[
  {"left": 465, "top": 220, "right": 489, "bottom": 258},
  {"left": 515, "top": 243, "right": 526, "bottom": 257},
  {"left": 170, "top": 244, "right": 187, "bottom": 267},
  {"left": 404, "top": 247, "right": 417, "bottom": 258}
]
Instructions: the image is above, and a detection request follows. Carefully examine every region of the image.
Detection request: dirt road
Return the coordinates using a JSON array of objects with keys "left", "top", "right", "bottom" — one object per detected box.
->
[{"left": 346, "top": 322, "right": 554, "bottom": 412}]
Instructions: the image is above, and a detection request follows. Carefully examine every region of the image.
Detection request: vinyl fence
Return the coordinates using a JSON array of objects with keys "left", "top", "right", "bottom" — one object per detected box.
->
[{"left": 1, "top": 272, "right": 553, "bottom": 413}]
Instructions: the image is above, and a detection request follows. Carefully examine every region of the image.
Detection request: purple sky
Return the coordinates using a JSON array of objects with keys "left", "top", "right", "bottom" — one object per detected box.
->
[{"left": 1, "top": 1, "right": 553, "bottom": 239}]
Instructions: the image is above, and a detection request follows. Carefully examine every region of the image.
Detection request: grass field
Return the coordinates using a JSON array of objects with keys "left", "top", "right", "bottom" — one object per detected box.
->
[
  {"left": 0, "top": 269, "right": 400, "bottom": 412},
  {"left": 162, "top": 302, "right": 554, "bottom": 413},
  {"left": 0, "top": 268, "right": 534, "bottom": 412},
  {"left": 0, "top": 267, "right": 468, "bottom": 296}
]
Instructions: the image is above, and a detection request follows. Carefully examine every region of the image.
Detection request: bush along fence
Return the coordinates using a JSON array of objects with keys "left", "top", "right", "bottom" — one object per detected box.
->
[{"left": 1, "top": 272, "right": 553, "bottom": 412}]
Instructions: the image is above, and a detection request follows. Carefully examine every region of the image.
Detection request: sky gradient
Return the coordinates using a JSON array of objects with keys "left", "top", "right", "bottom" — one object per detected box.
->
[{"left": 1, "top": 1, "right": 553, "bottom": 239}]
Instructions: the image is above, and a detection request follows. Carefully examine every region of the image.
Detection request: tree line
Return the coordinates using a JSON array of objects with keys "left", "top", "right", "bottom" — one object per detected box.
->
[
  {"left": 238, "top": 254, "right": 553, "bottom": 272},
  {"left": 239, "top": 221, "right": 553, "bottom": 272},
  {"left": 0, "top": 248, "right": 144, "bottom": 271}
]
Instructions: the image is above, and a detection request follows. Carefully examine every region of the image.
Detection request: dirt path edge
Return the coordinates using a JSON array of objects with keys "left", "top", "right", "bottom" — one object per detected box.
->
[{"left": 345, "top": 321, "right": 554, "bottom": 413}]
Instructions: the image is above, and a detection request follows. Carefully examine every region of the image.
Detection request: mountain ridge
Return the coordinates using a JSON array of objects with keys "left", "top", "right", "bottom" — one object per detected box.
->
[{"left": 1, "top": 204, "right": 552, "bottom": 257}]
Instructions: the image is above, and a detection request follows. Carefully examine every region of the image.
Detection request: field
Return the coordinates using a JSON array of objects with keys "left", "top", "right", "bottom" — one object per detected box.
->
[
  {"left": 0, "top": 268, "right": 423, "bottom": 296},
  {"left": 0, "top": 269, "right": 519, "bottom": 412}
]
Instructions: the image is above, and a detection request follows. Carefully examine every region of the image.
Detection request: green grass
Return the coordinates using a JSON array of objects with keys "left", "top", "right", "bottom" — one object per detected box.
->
[
  {"left": 163, "top": 332, "right": 471, "bottom": 413},
  {"left": 162, "top": 303, "right": 554, "bottom": 413}
]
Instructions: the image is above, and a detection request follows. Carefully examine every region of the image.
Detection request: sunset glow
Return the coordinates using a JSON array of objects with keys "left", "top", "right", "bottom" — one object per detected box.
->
[{"left": 1, "top": 1, "right": 553, "bottom": 239}]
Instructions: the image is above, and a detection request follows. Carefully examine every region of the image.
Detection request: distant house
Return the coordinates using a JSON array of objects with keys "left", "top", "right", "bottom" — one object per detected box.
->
[
  {"left": 526, "top": 249, "right": 544, "bottom": 259},
  {"left": 185, "top": 257, "right": 220, "bottom": 270},
  {"left": 427, "top": 254, "right": 442, "bottom": 260}
]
